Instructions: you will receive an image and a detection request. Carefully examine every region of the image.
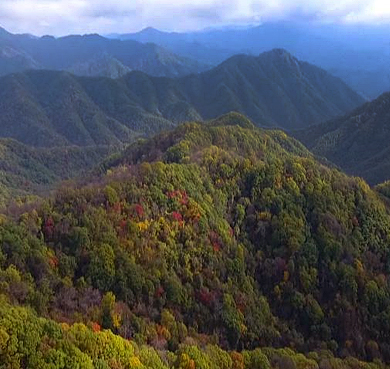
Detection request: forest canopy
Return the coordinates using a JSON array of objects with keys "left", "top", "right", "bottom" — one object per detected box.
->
[{"left": 1, "top": 113, "right": 390, "bottom": 368}]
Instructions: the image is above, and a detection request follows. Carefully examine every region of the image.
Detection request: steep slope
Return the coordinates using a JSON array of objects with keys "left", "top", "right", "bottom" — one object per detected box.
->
[
  {"left": 293, "top": 92, "right": 390, "bottom": 185},
  {"left": 0, "top": 28, "right": 208, "bottom": 78},
  {"left": 0, "top": 45, "right": 40, "bottom": 74},
  {"left": 0, "top": 50, "right": 363, "bottom": 147},
  {"left": 0, "top": 138, "right": 113, "bottom": 206},
  {"left": 2, "top": 114, "right": 390, "bottom": 364},
  {"left": 177, "top": 49, "right": 364, "bottom": 129},
  {"left": 0, "top": 71, "right": 147, "bottom": 147},
  {"left": 67, "top": 53, "right": 131, "bottom": 78}
]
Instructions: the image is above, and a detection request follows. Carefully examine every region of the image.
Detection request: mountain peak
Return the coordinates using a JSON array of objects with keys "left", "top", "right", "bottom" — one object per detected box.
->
[
  {"left": 221, "top": 49, "right": 298, "bottom": 68},
  {"left": 210, "top": 112, "right": 255, "bottom": 129},
  {"left": 139, "top": 27, "right": 162, "bottom": 35},
  {"left": 261, "top": 48, "right": 297, "bottom": 62},
  {"left": 269, "top": 48, "right": 291, "bottom": 55}
]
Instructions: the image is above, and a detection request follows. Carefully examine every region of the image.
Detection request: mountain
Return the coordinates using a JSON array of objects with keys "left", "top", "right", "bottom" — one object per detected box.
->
[
  {"left": 1, "top": 113, "right": 390, "bottom": 366},
  {"left": 0, "top": 27, "right": 208, "bottom": 78},
  {"left": 175, "top": 49, "right": 364, "bottom": 129},
  {"left": 67, "top": 53, "right": 131, "bottom": 78},
  {"left": 293, "top": 92, "right": 390, "bottom": 185},
  {"left": 0, "top": 45, "right": 40, "bottom": 74},
  {"left": 0, "top": 50, "right": 363, "bottom": 147},
  {"left": 119, "top": 22, "right": 390, "bottom": 99},
  {"left": 118, "top": 26, "right": 233, "bottom": 65},
  {"left": 0, "top": 70, "right": 147, "bottom": 147},
  {"left": 0, "top": 138, "right": 113, "bottom": 206}
]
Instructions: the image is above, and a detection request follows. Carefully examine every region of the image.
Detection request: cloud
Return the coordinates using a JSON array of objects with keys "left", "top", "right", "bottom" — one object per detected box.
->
[{"left": 0, "top": 0, "right": 388, "bottom": 36}]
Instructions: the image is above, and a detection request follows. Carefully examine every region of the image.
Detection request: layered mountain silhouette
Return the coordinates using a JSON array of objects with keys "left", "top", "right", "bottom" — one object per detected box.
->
[
  {"left": 0, "top": 27, "right": 208, "bottom": 78},
  {"left": 116, "top": 26, "right": 233, "bottom": 65},
  {"left": 294, "top": 92, "right": 390, "bottom": 185},
  {"left": 0, "top": 49, "right": 364, "bottom": 147},
  {"left": 120, "top": 23, "right": 390, "bottom": 98}
]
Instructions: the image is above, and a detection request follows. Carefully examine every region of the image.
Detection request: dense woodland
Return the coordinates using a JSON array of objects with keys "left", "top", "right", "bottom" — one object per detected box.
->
[
  {"left": 2, "top": 113, "right": 390, "bottom": 367},
  {"left": 0, "top": 138, "right": 115, "bottom": 207},
  {"left": 293, "top": 92, "right": 390, "bottom": 185}
]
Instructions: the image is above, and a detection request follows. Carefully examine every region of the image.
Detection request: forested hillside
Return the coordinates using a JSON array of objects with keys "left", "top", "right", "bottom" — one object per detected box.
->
[
  {"left": 0, "top": 70, "right": 147, "bottom": 147},
  {"left": 0, "top": 50, "right": 363, "bottom": 148},
  {"left": 0, "top": 138, "right": 113, "bottom": 207},
  {"left": 1, "top": 114, "right": 390, "bottom": 367},
  {"left": 293, "top": 92, "right": 390, "bottom": 185},
  {"left": 178, "top": 49, "right": 363, "bottom": 129}
]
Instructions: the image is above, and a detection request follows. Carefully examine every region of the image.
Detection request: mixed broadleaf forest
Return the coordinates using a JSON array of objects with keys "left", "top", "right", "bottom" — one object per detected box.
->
[{"left": 2, "top": 4, "right": 390, "bottom": 368}]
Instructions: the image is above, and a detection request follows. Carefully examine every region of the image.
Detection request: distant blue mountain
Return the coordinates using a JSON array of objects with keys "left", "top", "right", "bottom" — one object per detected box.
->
[
  {"left": 119, "top": 22, "right": 390, "bottom": 99},
  {"left": 0, "top": 27, "right": 209, "bottom": 78}
]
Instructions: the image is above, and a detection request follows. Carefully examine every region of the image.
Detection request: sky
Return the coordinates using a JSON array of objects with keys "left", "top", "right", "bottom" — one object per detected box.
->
[{"left": 0, "top": 0, "right": 389, "bottom": 36}]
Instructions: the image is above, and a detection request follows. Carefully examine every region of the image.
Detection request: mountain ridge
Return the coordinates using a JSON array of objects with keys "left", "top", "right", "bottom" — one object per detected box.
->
[
  {"left": 120, "top": 23, "right": 390, "bottom": 98},
  {"left": 0, "top": 26, "right": 209, "bottom": 78},
  {"left": 0, "top": 137, "right": 114, "bottom": 206},
  {"left": 0, "top": 50, "right": 363, "bottom": 146},
  {"left": 293, "top": 91, "right": 390, "bottom": 184},
  {"left": 0, "top": 49, "right": 364, "bottom": 147}
]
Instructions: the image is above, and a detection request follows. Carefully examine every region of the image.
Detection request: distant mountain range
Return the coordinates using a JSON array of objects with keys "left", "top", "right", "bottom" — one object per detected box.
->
[
  {"left": 293, "top": 92, "right": 390, "bottom": 185},
  {"left": 114, "top": 26, "right": 234, "bottom": 65},
  {"left": 2, "top": 22, "right": 388, "bottom": 98},
  {"left": 0, "top": 49, "right": 364, "bottom": 147},
  {"left": 0, "top": 26, "right": 208, "bottom": 78},
  {"left": 117, "top": 23, "right": 390, "bottom": 99}
]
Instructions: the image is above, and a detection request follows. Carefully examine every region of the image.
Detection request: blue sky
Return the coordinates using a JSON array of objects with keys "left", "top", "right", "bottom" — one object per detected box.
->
[{"left": 0, "top": 0, "right": 388, "bottom": 36}]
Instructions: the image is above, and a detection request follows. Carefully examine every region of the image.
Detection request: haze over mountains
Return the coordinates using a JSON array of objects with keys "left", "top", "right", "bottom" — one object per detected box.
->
[
  {"left": 118, "top": 22, "right": 390, "bottom": 99},
  {"left": 2, "top": 22, "right": 390, "bottom": 100},
  {"left": 0, "top": 49, "right": 363, "bottom": 149},
  {"left": 0, "top": 26, "right": 208, "bottom": 78}
]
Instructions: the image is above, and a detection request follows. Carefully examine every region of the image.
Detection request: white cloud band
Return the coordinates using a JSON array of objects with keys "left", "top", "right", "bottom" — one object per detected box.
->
[{"left": 0, "top": 0, "right": 388, "bottom": 36}]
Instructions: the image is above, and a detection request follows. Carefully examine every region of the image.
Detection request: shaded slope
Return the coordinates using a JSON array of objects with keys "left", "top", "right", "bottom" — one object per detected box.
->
[
  {"left": 0, "top": 71, "right": 143, "bottom": 147},
  {"left": 0, "top": 138, "right": 113, "bottom": 206},
  {"left": 294, "top": 92, "right": 390, "bottom": 184},
  {"left": 67, "top": 53, "right": 131, "bottom": 78},
  {"left": 0, "top": 50, "right": 363, "bottom": 147},
  {"left": 178, "top": 49, "right": 364, "bottom": 129}
]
